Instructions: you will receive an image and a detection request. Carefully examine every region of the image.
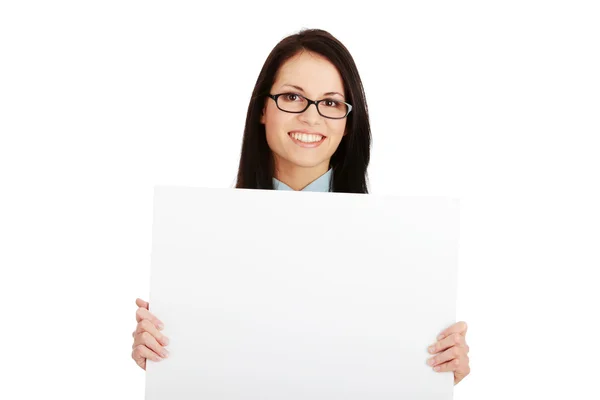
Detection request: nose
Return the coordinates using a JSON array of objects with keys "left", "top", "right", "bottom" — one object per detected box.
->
[{"left": 298, "top": 102, "right": 322, "bottom": 125}]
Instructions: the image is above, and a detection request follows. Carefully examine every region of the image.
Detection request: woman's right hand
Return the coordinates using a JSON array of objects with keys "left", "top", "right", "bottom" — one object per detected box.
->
[{"left": 131, "top": 298, "right": 170, "bottom": 370}]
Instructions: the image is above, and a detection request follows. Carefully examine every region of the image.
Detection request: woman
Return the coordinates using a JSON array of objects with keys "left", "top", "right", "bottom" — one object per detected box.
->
[{"left": 131, "top": 28, "right": 471, "bottom": 385}]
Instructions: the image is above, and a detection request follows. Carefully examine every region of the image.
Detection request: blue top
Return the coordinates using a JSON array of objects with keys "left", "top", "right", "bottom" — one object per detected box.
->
[{"left": 272, "top": 168, "right": 332, "bottom": 192}]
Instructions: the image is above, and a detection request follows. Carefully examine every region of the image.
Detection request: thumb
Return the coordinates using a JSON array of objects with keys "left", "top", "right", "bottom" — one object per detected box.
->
[{"left": 136, "top": 298, "right": 149, "bottom": 310}]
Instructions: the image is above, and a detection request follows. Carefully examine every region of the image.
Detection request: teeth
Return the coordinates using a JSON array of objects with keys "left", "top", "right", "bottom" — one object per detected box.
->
[{"left": 290, "top": 132, "right": 323, "bottom": 143}]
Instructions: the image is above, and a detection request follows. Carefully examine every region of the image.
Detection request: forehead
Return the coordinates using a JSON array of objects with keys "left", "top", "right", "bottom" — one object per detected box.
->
[{"left": 273, "top": 51, "right": 345, "bottom": 96}]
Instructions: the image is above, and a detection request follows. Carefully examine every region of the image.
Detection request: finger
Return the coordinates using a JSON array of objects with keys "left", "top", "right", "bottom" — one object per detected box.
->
[
  {"left": 135, "top": 356, "right": 146, "bottom": 370},
  {"left": 433, "top": 355, "right": 469, "bottom": 373},
  {"left": 428, "top": 344, "right": 463, "bottom": 368},
  {"left": 134, "top": 319, "right": 170, "bottom": 347},
  {"left": 437, "top": 321, "right": 468, "bottom": 341},
  {"left": 428, "top": 332, "right": 466, "bottom": 354},
  {"left": 132, "top": 347, "right": 147, "bottom": 370},
  {"left": 136, "top": 298, "right": 149, "bottom": 310},
  {"left": 135, "top": 307, "right": 164, "bottom": 330},
  {"left": 132, "top": 343, "right": 163, "bottom": 366},
  {"left": 134, "top": 331, "right": 170, "bottom": 359}
]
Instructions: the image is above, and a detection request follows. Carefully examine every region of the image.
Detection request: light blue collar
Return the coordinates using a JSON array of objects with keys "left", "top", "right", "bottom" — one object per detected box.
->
[{"left": 273, "top": 168, "right": 332, "bottom": 192}]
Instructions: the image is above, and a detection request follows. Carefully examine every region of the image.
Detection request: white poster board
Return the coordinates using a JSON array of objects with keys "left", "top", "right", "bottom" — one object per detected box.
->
[{"left": 145, "top": 186, "right": 460, "bottom": 400}]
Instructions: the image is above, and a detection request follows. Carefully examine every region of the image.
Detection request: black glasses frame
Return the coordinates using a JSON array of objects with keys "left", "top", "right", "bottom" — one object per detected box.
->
[{"left": 268, "top": 93, "right": 353, "bottom": 119}]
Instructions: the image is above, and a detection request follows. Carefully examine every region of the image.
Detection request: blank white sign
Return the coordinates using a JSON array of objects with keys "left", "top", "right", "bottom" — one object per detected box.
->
[{"left": 145, "top": 186, "right": 460, "bottom": 400}]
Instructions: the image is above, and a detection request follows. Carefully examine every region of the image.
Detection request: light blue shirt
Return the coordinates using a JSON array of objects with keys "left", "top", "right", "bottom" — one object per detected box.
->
[{"left": 272, "top": 168, "right": 332, "bottom": 192}]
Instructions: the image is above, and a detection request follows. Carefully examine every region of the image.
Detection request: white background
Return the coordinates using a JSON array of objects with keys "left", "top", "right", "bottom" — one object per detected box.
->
[{"left": 1, "top": 1, "right": 598, "bottom": 399}]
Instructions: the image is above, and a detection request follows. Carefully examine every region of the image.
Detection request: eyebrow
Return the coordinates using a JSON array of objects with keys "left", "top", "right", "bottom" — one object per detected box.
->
[{"left": 281, "top": 84, "right": 345, "bottom": 99}]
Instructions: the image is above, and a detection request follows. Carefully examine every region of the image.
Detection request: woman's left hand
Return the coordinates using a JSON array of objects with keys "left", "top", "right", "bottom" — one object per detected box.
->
[{"left": 427, "top": 321, "right": 470, "bottom": 385}]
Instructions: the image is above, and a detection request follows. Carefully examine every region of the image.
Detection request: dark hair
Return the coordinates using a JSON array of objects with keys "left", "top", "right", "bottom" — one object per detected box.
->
[{"left": 235, "top": 28, "right": 371, "bottom": 193}]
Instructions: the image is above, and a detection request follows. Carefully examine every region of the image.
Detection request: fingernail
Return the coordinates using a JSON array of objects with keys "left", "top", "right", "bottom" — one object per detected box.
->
[
  {"left": 434, "top": 366, "right": 441, "bottom": 372},
  {"left": 162, "top": 349, "right": 169, "bottom": 358},
  {"left": 163, "top": 336, "right": 170, "bottom": 346},
  {"left": 437, "top": 334, "right": 444, "bottom": 340},
  {"left": 428, "top": 358, "right": 435, "bottom": 366},
  {"left": 428, "top": 345, "right": 436, "bottom": 353},
  {"left": 157, "top": 322, "right": 164, "bottom": 330}
]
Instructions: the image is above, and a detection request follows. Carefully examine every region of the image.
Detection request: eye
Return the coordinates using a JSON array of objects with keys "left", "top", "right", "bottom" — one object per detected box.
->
[
  {"left": 323, "top": 99, "right": 340, "bottom": 107},
  {"left": 283, "top": 93, "right": 302, "bottom": 102}
]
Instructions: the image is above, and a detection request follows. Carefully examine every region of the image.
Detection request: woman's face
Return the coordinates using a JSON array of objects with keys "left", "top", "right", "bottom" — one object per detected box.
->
[{"left": 261, "top": 50, "right": 347, "bottom": 174}]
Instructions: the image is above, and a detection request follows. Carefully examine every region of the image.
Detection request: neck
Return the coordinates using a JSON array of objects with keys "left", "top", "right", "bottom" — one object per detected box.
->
[{"left": 274, "top": 159, "right": 330, "bottom": 191}]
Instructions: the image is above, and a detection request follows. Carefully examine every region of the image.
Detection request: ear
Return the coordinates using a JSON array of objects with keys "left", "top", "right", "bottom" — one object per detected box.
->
[{"left": 260, "top": 104, "right": 266, "bottom": 125}]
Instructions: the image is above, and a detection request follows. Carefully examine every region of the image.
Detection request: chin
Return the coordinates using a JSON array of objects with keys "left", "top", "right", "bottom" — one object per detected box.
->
[
  {"left": 281, "top": 154, "right": 329, "bottom": 169},
  {"left": 284, "top": 158, "right": 321, "bottom": 168}
]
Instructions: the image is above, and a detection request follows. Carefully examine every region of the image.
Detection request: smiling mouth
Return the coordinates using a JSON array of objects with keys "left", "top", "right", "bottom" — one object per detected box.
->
[{"left": 288, "top": 131, "right": 326, "bottom": 144}]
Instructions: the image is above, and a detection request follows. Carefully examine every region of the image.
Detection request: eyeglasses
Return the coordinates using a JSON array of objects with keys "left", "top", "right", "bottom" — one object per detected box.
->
[{"left": 268, "top": 93, "right": 352, "bottom": 119}]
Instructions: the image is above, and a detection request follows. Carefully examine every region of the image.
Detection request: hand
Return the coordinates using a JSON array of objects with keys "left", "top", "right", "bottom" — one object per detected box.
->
[
  {"left": 426, "top": 321, "right": 470, "bottom": 385},
  {"left": 131, "top": 298, "right": 170, "bottom": 370}
]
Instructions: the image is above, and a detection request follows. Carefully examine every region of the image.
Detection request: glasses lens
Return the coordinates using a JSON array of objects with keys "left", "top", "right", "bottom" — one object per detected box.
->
[
  {"left": 277, "top": 94, "right": 308, "bottom": 112},
  {"left": 318, "top": 99, "right": 349, "bottom": 118}
]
